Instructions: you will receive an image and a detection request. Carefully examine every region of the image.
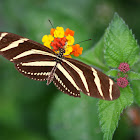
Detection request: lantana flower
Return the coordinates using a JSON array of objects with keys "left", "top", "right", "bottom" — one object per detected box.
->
[
  {"left": 66, "top": 35, "right": 74, "bottom": 45},
  {"left": 65, "top": 28, "right": 74, "bottom": 36},
  {"left": 54, "top": 27, "right": 65, "bottom": 38},
  {"left": 71, "top": 44, "right": 83, "bottom": 57},
  {"left": 117, "top": 77, "right": 129, "bottom": 88},
  {"left": 42, "top": 27, "right": 83, "bottom": 58},
  {"left": 50, "top": 28, "right": 55, "bottom": 36},
  {"left": 118, "top": 63, "right": 130, "bottom": 73},
  {"left": 64, "top": 45, "right": 73, "bottom": 56},
  {"left": 116, "top": 62, "right": 130, "bottom": 88},
  {"left": 42, "top": 35, "right": 54, "bottom": 48}
]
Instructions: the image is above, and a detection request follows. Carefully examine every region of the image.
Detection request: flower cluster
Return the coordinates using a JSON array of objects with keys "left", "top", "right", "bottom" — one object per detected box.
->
[
  {"left": 117, "top": 77, "right": 129, "bottom": 88},
  {"left": 42, "top": 27, "right": 83, "bottom": 57},
  {"left": 117, "top": 62, "right": 130, "bottom": 88},
  {"left": 118, "top": 63, "right": 130, "bottom": 73}
]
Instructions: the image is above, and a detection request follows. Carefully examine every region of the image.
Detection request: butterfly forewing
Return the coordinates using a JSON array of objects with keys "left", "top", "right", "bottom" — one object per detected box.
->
[{"left": 0, "top": 32, "right": 55, "bottom": 62}]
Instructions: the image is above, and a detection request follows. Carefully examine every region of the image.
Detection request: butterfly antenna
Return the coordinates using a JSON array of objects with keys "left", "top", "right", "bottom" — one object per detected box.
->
[
  {"left": 75, "top": 39, "right": 92, "bottom": 45},
  {"left": 48, "top": 19, "right": 54, "bottom": 28}
]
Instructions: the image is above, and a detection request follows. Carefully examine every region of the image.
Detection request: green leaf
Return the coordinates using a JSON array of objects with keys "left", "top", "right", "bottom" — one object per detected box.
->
[
  {"left": 131, "top": 81, "right": 140, "bottom": 106},
  {"left": 106, "top": 69, "right": 118, "bottom": 77},
  {"left": 48, "top": 93, "right": 103, "bottom": 140},
  {"left": 79, "top": 37, "right": 109, "bottom": 72},
  {"left": 128, "top": 71, "right": 140, "bottom": 80},
  {"left": 98, "top": 86, "right": 133, "bottom": 140},
  {"left": 132, "top": 59, "right": 140, "bottom": 72},
  {"left": 104, "top": 13, "right": 139, "bottom": 68}
]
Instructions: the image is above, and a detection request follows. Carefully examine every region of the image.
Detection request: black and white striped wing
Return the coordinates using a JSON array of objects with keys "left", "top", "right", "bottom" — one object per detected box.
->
[
  {"left": 0, "top": 32, "right": 82, "bottom": 97},
  {"left": 0, "top": 32, "right": 55, "bottom": 61},
  {"left": 0, "top": 32, "right": 56, "bottom": 81},
  {"left": 53, "top": 63, "right": 81, "bottom": 97},
  {"left": 0, "top": 32, "right": 120, "bottom": 100},
  {"left": 54, "top": 58, "right": 120, "bottom": 100}
]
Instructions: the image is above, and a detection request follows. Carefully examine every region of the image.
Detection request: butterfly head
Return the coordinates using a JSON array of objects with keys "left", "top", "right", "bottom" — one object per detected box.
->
[
  {"left": 58, "top": 48, "right": 65, "bottom": 58},
  {"left": 59, "top": 48, "right": 65, "bottom": 54}
]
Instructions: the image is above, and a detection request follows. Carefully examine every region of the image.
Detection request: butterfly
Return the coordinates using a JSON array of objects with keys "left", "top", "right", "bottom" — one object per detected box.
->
[{"left": 0, "top": 32, "right": 120, "bottom": 100}]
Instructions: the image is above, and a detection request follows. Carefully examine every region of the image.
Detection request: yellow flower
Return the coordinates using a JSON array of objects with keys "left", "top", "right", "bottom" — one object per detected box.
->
[
  {"left": 42, "top": 35, "right": 54, "bottom": 49},
  {"left": 54, "top": 26, "right": 64, "bottom": 38},
  {"left": 64, "top": 45, "right": 73, "bottom": 56},
  {"left": 66, "top": 35, "right": 74, "bottom": 45},
  {"left": 43, "top": 42, "right": 51, "bottom": 49},
  {"left": 42, "top": 35, "right": 54, "bottom": 43}
]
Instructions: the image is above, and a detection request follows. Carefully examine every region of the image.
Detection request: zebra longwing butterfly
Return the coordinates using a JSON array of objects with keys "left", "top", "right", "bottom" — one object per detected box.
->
[{"left": 0, "top": 32, "right": 120, "bottom": 100}]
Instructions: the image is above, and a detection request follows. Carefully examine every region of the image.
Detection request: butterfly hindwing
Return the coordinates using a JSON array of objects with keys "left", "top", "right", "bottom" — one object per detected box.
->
[
  {"left": 15, "top": 60, "right": 56, "bottom": 81},
  {"left": 53, "top": 65, "right": 81, "bottom": 97}
]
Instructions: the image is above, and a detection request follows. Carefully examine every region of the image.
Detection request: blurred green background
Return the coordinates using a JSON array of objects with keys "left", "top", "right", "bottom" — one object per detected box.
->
[{"left": 0, "top": 0, "right": 140, "bottom": 140}]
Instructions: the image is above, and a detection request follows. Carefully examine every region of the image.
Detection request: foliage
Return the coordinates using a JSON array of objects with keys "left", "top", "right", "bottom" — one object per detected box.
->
[
  {"left": 0, "top": 0, "right": 140, "bottom": 140},
  {"left": 81, "top": 13, "right": 140, "bottom": 140}
]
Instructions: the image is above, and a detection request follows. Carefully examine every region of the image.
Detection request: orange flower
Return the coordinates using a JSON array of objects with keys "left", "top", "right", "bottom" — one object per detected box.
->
[
  {"left": 51, "top": 37, "right": 67, "bottom": 51},
  {"left": 71, "top": 44, "right": 83, "bottom": 57},
  {"left": 50, "top": 28, "right": 55, "bottom": 36},
  {"left": 65, "top": 28, "right": 74, "bottom": 36}
]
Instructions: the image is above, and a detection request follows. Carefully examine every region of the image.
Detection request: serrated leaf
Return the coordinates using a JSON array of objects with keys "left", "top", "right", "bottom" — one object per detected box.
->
[
  {"left": 128, "top": 71, "right": 140, "bottom": 80},
  {"left": 104, "top": 13, "right": 139, "bottom": 68},
  {"left": 98, "top": 86, "right": 133, "bottom": 140},
  {"left": 106, "top": 69, "right": 118, "bottom": 77}
]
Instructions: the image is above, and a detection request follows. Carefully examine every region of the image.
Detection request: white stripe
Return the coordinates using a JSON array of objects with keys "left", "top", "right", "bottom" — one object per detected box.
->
[
  {"left": 0, "top": 38, "right": 29, "bottom": 51},
  {"left": 0, "top": 33, "right": 8, "bottom": 41},
  {"left": 57, "top": 63, "right": 80, "bottom": 91},
  {"left": 12, "top": 49, "right": 56, "bottom": 60},
  {"left": 62, "top": 59, "right": 89, "bottom": 92},
  {"left": 109, "top": 79, "right": 113, "bottom": 100},
  {"left": 91, "top": 68, "right": 104, "bottom": 98},
  {"left": 21, "top": 61, "right": 56, "bottom": 67},
  {"left": 32, "top": 72, "right": 49, "bottom": 76}
]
